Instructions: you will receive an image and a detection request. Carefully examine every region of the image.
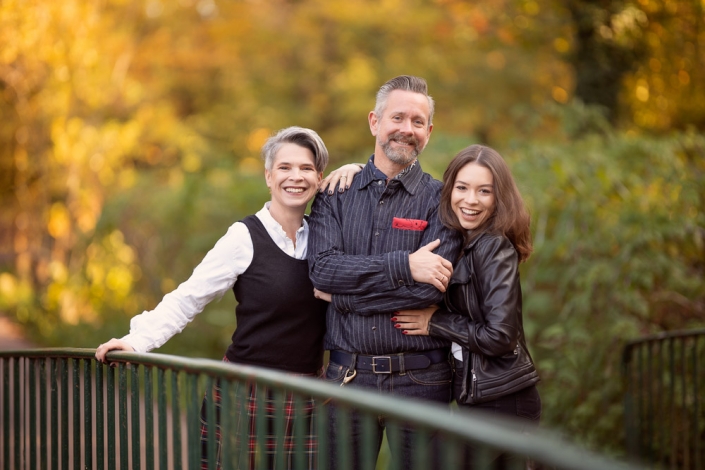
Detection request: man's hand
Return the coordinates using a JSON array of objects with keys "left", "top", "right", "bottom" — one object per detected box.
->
[{"left": 409, "top": 239, "right": 453, "bottom": 292}]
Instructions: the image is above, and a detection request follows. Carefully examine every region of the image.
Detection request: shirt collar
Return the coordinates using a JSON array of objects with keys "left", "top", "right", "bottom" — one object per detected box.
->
[
  {"left": 357, "top": 155, "right": 424, "bottom": 195},
  {"left": 259, "top": 202, "right": 307, "bottom": 235}
]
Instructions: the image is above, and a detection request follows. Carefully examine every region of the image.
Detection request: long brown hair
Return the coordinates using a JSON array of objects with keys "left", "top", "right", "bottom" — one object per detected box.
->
[{"left": 439, "top": 145, "right": 533, "bottom": 262}]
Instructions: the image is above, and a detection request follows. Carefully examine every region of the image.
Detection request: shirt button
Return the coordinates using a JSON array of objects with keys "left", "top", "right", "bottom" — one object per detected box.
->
[
  {"left": 398, "top": 280, "right": 405, "bottom": 286},
  {"left": 375, "top": 232, "right": 379, "bottom": 236},
  {"left": 379, "top": 200, "right": 384, "bottom": 205},
  {"left": 372, "top": 326, "right": 377, "bottom": 331},
  {"left": 377, "top": 181, "right": 382, "bottom": 185}
]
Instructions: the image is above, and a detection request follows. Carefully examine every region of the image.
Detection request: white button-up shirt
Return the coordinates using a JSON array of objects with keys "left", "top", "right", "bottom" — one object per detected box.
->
[{"left": 121, "top": 203, "right": 309, "bottom": 353}]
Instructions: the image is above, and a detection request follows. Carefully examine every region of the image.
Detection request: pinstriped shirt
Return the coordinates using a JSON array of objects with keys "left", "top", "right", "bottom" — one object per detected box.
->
[{"left": 308, "top": 156, "right": 463, "bottom": 355}]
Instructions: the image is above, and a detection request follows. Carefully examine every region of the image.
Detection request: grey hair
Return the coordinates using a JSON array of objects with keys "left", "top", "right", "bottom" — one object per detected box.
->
[
  {"left": 261, "top": 126, "right": 329, "bottom": 172},
  {"left": 373, "top": 75, "right": 435, "bottom": 128}
]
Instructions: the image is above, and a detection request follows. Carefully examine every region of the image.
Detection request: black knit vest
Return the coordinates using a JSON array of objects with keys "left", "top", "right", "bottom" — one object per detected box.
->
[{"left": 225, "top": 215, "right": 327, "bottom": 373}]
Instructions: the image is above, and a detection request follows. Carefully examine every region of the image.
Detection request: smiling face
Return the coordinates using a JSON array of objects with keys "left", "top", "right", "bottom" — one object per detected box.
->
[
  {"left": 369, "top": 90, "right": 433, "bottom": 170},
  {"left": 265, "top": 143, "right": 322, "bottom": 214},
  {"left": 450, "top": 162, "right": 496, "bottom": 231}
]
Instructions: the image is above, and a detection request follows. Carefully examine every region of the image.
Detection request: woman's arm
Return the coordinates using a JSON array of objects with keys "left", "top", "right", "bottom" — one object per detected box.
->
[
  {"left": 95, "top": 222, "right": 251, "bottom": 360},
  {"left": 396, "top": 236, "right": 523, "bottom": 357},
  {"left": 319, "top": 163, "right": 363, "bottom": 194}
]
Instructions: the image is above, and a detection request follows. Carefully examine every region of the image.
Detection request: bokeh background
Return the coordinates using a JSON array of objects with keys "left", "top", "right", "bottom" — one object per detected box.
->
[{"left": 1, "top": 0, "right": 703, "bottom": 457}]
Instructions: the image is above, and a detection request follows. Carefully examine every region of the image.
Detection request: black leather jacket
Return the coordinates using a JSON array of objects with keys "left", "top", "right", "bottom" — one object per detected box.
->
[{"left": 428, "top": 233, "right": 539, "bottom": 404}]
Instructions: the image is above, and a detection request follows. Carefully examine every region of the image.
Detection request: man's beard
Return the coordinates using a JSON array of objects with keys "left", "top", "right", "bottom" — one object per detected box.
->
[{"left": 380, "top": 132, "right": 424, "bottom": 166}]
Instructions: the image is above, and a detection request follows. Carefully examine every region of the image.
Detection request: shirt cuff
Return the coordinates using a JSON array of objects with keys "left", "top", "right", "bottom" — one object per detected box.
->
[
  {"left": 120, "top": 333, "right": 151, "bottom": 354},
  {"left": 385, "top": 250, "right": 414, "bottom": 288}
]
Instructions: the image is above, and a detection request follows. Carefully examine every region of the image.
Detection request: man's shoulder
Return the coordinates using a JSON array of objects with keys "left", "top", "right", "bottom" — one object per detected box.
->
[{"left": 416, "top": 171, "right": 443, "bottom": 195}]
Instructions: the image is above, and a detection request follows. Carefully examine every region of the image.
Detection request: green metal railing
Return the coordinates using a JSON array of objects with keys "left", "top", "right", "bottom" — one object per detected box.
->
[
  {"left": 623, "top": 329, "right": 705, "bottom": 470},
  {"left": 1, "top": 348, "right": 643, "bottom": 470}
]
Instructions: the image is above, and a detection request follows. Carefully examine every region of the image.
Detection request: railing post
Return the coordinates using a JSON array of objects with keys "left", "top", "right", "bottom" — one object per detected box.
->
[
  {"left": 170, "top": 369, "right": 182, "bottom": 470},
  {"left": 73, "top": 357, "right": 81, "bottom": 469},
  {"left": 39, "top": 358, "right": 47, "bottom": 470},
  {"left": 119, "top": 362, "right": 129, "bottom": 468},
  {"left": 29, "top": 357, "right": 37, "bottom": 470},
  {"left": 84, "top": 358, "right": 93, "bottom": 470},
  {"left": 13, "top": 357, "right": 22, "bottom": 469},
  {"left": 130, "top": 364, "right": 141, "bottom": 470},
  {"left": 157, "top": 367, "right": 168, "bottom": 470},
  {"left": 144, "top": 365, "right": 154, "bottom": 470},
  {"left": 96, "top": 360, "right": 105, "bottom": 470},
  {"left": 1, "top": 358, "right": 8, "bottom": 470},
  {"left": 61, "top": 357, "right": 69, "bottom": 469},
  {"left": 107, "top": 361, "right": 116, "bottom": 470}
]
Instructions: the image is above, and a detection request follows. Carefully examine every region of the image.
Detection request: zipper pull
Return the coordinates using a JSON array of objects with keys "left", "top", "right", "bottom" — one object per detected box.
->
[{"left": 471, "top": 369, "right": 476, "bottom": 381}]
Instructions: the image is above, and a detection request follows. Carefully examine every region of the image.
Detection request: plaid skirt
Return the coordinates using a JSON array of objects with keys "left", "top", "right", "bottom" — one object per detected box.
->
[{"left": 200, "top": 357, "right": 318, "bottom": 470}]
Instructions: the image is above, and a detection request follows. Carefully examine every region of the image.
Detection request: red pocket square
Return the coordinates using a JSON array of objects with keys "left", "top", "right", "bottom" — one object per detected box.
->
[{"left": 392, "top": 217, "right": 428, "bottom": 231}]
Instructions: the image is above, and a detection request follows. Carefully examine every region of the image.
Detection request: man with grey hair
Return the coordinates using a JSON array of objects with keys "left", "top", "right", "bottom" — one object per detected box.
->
[{"left": 308, "top": 75, "right": 462, "bottom": 469}]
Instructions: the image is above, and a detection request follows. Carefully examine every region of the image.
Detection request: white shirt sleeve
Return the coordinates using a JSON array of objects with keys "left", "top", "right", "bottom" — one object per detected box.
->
[{"left": 121, "top": 222, "right": 253, "bottom": 353}]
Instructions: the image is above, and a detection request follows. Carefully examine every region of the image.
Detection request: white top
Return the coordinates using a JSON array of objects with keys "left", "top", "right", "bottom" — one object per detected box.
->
[
  {"left": 121, "top": 202, "right": 309, "bottom": 353},
  {"left": 452, "top": 342, "right": 463, "bottom": 361}
]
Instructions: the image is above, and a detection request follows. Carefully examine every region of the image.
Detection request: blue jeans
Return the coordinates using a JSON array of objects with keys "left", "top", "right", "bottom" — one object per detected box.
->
[{"left": 323, "top": 355, "right": 452, "bottom": 470}]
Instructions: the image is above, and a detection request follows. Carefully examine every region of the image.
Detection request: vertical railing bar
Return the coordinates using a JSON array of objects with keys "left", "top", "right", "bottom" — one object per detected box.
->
[
  {"left": 412, "top": 425, "right": 430, "bottom": 470},
  {"left": 205, "top": 375, "right": 216, "bottom": 470},
  {"left": 187, "top": 373, "right": 200, "bottom": 470},
  {"left": 107, "top": 363, "right": 116, "bottom": 470},
  {"left": 693, "top": 336, "right": 701, "bottom": 470},
  {"left": 84, "top": 359, "right": 93, "bottom": 470},
  {"left": 622, "top": 345, "right": 636, "bottom": 460},
  {"left": 668, "top": 338, "right": 676, "bottom": 470},
  {"left": 679, "top": 338, "right": 689, "bottom": 470},
  {"left": 255, "top": 383, "right": 267, "bottom": 470},
  {"left": 119, "top": 363, "right": 129, "bottom": 470},
  {"left": 1, "top": 358, "right": 7, "bottom": 470},
  {"left": 131, "top": 364, "right": 141, "bottom": 470},
  {"left": 635, "top": 344, "right": 644, "bottom": 458},
  {"left": 360, "top": 410, "right": 376, "bottom": 470},
  {"left": 96, "top": 361, "right": 105, "bottom": 470},
  {"left": 73, "top": 358, "right": 81, "bottom": 470},
  {"left": 272, "top": 387, "right": 286, "bottom": 470},
  {"left": 39, "top": 359, "right": 47, "bottom": 470},
  {"left": 157, "top": 368, "right": 168, "bottom": 470},
  {"left": 645, "top": 341, "right": 654, "bottom": 462},
  {"left": 293, "top": 393, "right": 305, "bottom": 470},
  {"left": 144, "top": 366, "right": 154, "bottom": 470},
  {"left": 219, "top": 380, "right": 232, "bottom": 470},
  {"left": 387, "top": 419, "right": 402, "bottom": 470},
  {"left": 13, "top": 357, "right": 21, "bottom": 470},
  {"left": 335, "top": 404, "right": 352, "bottom": 470},
  {"left": 29, "top": 358, "right": 37, "bottom": 470},
  {"left": 315, "top": 400, "right": 329, "bottom": 470},
  {"left": 236, "top": 382, "right": 249, "bottom": 470},
  {"left": 51, "top": 358, "right": 59, "bottom": 470},
  {"left": 61, "top": 358, "right": 70, "bottom": 470},
  {"left": 170, "top": 370, "right": 182, "bottom": 470},
  {"left": 655, "top": 339, "right": 664, "bottom": 466},
  {"left": 440, "top": 433, "right": 462, "bottom": 470}
]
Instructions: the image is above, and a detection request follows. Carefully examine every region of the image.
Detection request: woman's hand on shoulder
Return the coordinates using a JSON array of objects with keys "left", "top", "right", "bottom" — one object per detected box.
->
[
  {"left": 95, "top": 338, "right": 135, "bottom": 363},
  {"left": 391, "top": 306, "right": 438, "bottom": 336},
  {"left": 319, "top": 163, "right": 363, "bottom": 194}
]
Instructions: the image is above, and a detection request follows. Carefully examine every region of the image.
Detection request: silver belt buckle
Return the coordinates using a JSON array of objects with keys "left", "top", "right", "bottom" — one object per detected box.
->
[{"left": 371, "top": 356, "right": 392, "bottom": 374}]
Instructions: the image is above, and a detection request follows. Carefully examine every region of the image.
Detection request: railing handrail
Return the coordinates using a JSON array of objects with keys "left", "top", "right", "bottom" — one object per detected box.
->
[
  {"left": 1, "top": 348, "right": 645, "bottom": 470},
  {"left": 622, "top": 328, "right": 705, "bottom": 350}
]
